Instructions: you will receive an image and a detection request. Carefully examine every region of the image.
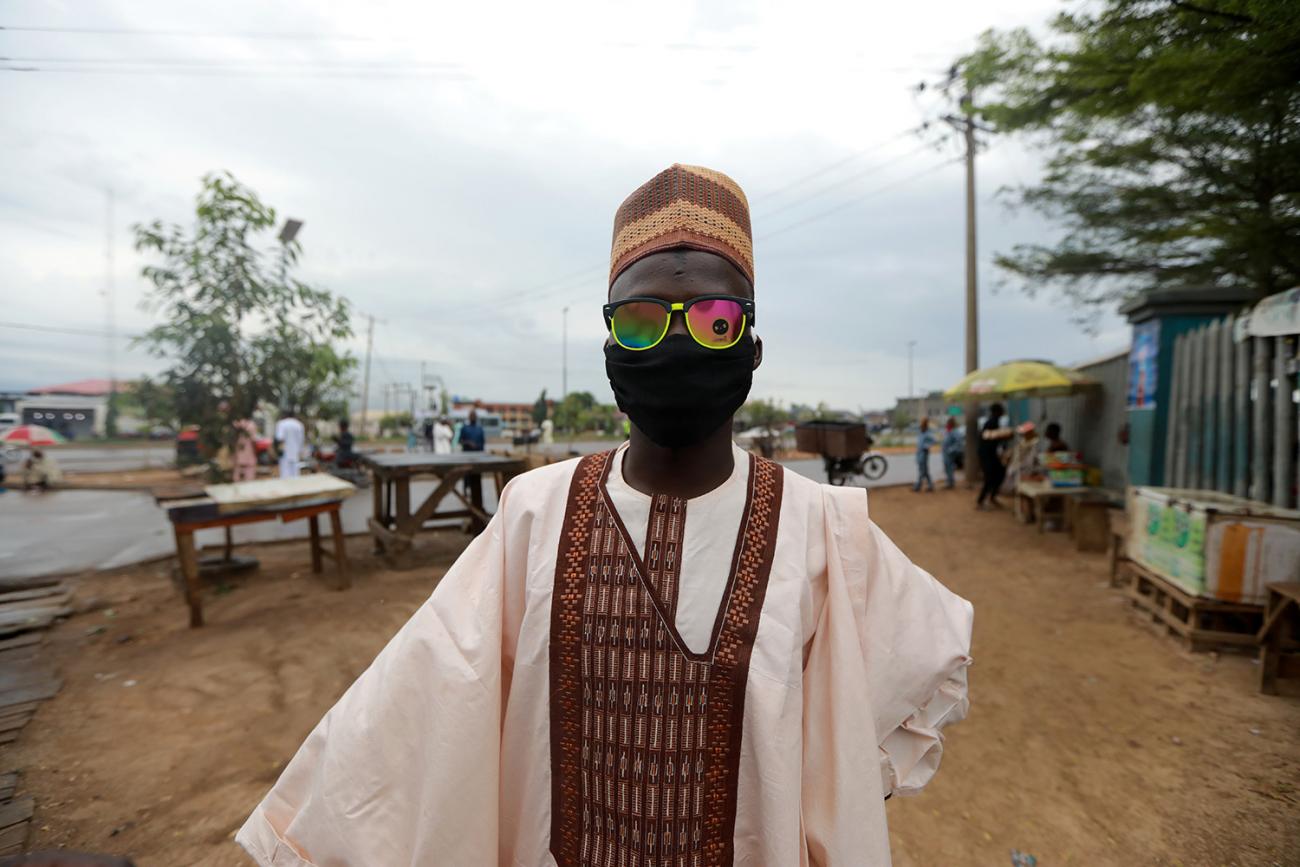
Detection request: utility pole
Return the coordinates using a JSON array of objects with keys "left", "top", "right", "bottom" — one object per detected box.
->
[
  {"left": 907, "top": 340, "right": 917, "bottom": 419},
  {"left": 562, "top": 305, "right": 570, "bottom": 433},
  {"left": 942, "top": 86, "right": 984, "bottom": 483},
  {"left": 359, "top": 314, "right": 375, "bottom": 438},
  {"left": 962, "top": 93, "right": 981, "bottom": 484},
  {"left": 104, "top": 189, "right": 117, "bottom": 437}
]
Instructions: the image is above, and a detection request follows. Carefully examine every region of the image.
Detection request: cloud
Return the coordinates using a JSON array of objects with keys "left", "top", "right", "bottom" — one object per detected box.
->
[{"left": 0, "top": 0, "right": 1130, "bottom": 410}]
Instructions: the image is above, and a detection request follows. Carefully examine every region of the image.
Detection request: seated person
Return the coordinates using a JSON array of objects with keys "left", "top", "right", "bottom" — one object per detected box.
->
[
  {"left": 1043, "top": 422, "right": 1069, "bottom": 453},
  {"left": 333, "top": 420, "right": 356, "bottom": 466},
  {"left": 23, "top": 449, "right": 62, "bottom": 491}
]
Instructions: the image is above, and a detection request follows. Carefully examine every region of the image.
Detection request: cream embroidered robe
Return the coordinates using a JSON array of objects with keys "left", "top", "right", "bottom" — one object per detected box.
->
[{"left": 237, "top": 452, "right": 973, "bottom": 866}]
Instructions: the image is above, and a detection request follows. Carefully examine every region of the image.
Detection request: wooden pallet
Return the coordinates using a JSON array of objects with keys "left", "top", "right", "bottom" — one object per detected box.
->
[
  {"left": 1117, "top": 559, "right": 1270, "bottom": 652},
  {"left": 0, "top": 776, "right": 31, "bottom": 856}
]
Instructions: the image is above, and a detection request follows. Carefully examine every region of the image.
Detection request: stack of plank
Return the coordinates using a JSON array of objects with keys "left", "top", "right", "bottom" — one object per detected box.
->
[{"left": 0, "top": 575, "right": 71, "bottom": 856}]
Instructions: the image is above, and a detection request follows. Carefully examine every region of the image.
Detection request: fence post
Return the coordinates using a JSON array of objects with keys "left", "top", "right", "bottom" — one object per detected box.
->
[
  {"left": 1203, "top": 320, "right": 1220, "bottom": 489},
  {"left": 1187, "top": 327, "right": 1205, "bottom": 490},
  {"left": 1275, "top": 335, "right": 1297, "bottom": 509},
  {"left": 1217, "top": 315, "right": 1234, "bottom": 494},
  {"left": 1252, "top": 335, "right": 1274, "bottom": 502},
  {"left": 1233, "top": 325, "right": 1251, "bottom": 498},
  {"left": 1165, "top": 333, "right": 1184, "bottom": 486}
]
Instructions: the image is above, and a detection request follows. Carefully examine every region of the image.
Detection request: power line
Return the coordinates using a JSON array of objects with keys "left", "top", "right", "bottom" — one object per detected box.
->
[
  {"left": 1, "top": 64, "right": 472, "bottom": 80},
  {"left": 752, "top": 140, "right": 932, "bottom": 222},
  {"left": 3, "top": 55, "right": 463, "bottom": 69},
  {"left": 750, "top": 128, "right": 913, "bottom": 201},
  {"left": 757, "top": 156, "right": 961, "bottom": 242},
  {"left": 0, "top": 25, "right": 383, "bottom": 41},
  {"left": 0, "top": 319, "right": 140, "bottom": 338}
]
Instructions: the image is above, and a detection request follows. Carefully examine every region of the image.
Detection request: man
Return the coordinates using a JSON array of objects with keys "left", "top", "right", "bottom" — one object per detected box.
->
[
  {"left": 423, "top": 415, "right": 435, "bottom": 451},
  {"left": 457, "top": 408, "right": 485, "bottom": 453},
  {"left": 274, "top": 410, "right": 306, "bottom": 479},
  {"left": 458, "top": 409, "right": 488, "bottom": 526},
  {"left": 332, "top": 419, "right": 356, "bottom": 467},
  {"left": 976, "top": 402, "right": 1013, "bottom": 509},
  {"left": 238, "top": 164, "right": 972, "bottom": 866},
  {"left": 913, "top": 417, "right": 936, "bottom": 493},
  {"left": 433, "top": 416, "right": 454, "bottom": 454}
]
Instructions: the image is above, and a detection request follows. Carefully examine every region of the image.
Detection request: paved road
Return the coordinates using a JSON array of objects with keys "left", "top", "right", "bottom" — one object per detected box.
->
[
  {"left": 3, "top": 444, "right": 175, "bottom": 473},
  {"left": 0, "top": 449, "right": 958, "bottom": 580}
]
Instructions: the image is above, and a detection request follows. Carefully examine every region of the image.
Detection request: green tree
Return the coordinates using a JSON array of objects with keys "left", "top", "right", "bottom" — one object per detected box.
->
[
  {"left": 378, "top": 412, "right": 414, "bottom": 436},
  {"left": 532, "top": 389, "right": 550, "bottom": 426},
  {"left": 953, "top": 1, "right": 1300, "bottom": 315},
  {"left": 740, "top": 398, "right": 790, "bottom": 457},
  {"left": 133, "top": 172, "right": 355, "bottom": 460},
  {"left": 554, "top": 391, "right": 597, "bottom": 432},
  {"left": 127, "top": 377, "right": 179, "bottom": 429}
]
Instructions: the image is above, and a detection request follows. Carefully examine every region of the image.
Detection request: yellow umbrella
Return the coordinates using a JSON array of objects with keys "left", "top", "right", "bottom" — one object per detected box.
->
[{"left": 944, "top": 359, "right": 1098, "bottom": 401}]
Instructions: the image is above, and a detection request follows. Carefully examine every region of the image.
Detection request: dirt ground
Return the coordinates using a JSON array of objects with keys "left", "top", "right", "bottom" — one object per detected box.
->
[{"left": 8, "top": 485, "right": 1299, "bottom": 866}]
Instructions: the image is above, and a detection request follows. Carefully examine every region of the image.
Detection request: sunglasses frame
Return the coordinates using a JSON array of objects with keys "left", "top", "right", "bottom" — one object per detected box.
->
[{"left": 603, "top": 294, "right": 757, "bottom": 351}]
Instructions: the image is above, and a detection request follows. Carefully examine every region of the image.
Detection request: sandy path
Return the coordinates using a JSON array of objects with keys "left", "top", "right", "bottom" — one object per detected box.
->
[{"left": 7, "top": 486, "right": 1299, "bottom": 865}]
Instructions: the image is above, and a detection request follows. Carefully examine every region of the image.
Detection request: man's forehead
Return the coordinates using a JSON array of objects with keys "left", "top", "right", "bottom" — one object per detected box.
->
[{"left": 608, "top": 249, "right": 753, "bottom": 302}]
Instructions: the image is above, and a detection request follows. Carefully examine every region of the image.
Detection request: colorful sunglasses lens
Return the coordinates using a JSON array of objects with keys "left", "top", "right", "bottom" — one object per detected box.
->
[
  {"left": 686, "top": 298, "right": 746, "bottom": 348},
  {"left": 611, "top": 301, "right": 669, "bottom": 349}
]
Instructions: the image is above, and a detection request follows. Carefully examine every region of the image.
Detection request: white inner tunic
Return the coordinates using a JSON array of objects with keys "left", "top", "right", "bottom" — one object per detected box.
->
[{"left": 603, "top": 442, "right": 751, "bottom": 655}]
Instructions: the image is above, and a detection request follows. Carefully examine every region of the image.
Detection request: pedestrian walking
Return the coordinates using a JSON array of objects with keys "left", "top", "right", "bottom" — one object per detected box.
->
[
  {"left": 232, "top": 418, "right": 258, "bottom": 482},
  {"left": 274, "top": 410, "right": 305, "bottom": 479},
  {"left": 941, "top": 417, "right": 962, "bottom": 488},
  {"left": 913, "top": 418, "right": 936, "bottom": 492}
]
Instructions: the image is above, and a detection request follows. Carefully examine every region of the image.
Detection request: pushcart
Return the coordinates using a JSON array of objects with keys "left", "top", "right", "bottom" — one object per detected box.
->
[{"left": 795, "top": 420, "right": 888, "bottom": 486}]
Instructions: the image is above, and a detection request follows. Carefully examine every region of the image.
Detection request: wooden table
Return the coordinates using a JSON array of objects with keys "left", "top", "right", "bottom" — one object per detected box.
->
[
  {"left": 160, "top": 475, "right": 355, "bottom": 628},
  {"left": 1258, "top": 582, "right": 1300, "bottom": 695},
  {"left": 360, "top": 452, "right": 526, "bottom": 560},
  {"left": 1014, "top": 479, "right": 1095, "bottom": 533}
]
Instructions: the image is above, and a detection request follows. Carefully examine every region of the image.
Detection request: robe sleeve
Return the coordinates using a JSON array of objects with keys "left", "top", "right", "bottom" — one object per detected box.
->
[
  {"left": 824, "top": 484, "right": 973, "bottom": 798},
  {"left": 236, "top": 482, "right": 525, "bottom": 867}
]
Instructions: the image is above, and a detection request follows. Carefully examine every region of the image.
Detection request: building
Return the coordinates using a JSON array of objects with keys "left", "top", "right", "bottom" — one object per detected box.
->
[
  {"left": 19, "top": 379, "right": 127, "bottom": 439},
  {"left": 451, "top": 399, "right": 553, "bottom": 432},
  {"left": 891, "top": 390, "right": 950, "bottom": 425}
]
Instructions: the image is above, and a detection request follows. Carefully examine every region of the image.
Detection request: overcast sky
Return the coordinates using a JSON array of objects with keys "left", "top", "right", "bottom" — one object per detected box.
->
[{"left": 1, "top": 0, "right": 1131, "bottom": 413}]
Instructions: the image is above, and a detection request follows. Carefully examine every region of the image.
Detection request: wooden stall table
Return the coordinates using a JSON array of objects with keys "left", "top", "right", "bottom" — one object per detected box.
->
[
  {"left": 160, "top": 475, "right": 356, "bottom": 628},
  {"left": 360, "top": 452, "right": 527, "bottom": 561},
  {"left": 1257, "top": 582, "right": 1300, "bottom": 695},
  {"left": 1014, "top": 479, "right": 1094, "bottom": 533}
]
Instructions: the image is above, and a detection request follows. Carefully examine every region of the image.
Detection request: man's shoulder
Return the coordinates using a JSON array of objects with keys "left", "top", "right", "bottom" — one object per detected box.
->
[{"left": 501, "top": 454, "right": 588, "bottom": 509}]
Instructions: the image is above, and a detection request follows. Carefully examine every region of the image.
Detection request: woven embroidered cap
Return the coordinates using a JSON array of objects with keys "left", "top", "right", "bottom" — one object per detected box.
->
[{"left": 609, "top": 163, "right": 754, "bottom": 288}]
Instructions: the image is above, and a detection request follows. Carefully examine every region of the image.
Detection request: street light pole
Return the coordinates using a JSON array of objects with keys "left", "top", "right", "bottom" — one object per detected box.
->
[
  {"left": 907, "top": 340, "right": 917, "bottom": 418},
  {"left": 562, "top": 306, "right": 570, "bottom": 421}
]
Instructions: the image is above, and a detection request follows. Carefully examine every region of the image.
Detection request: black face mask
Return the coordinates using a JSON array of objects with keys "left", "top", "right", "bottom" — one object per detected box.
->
[{"left": 605, "top": 333, "right": 755, "bottom": 449}]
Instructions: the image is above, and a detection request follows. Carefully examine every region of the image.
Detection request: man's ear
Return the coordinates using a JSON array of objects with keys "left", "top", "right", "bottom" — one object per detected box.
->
[{"left": 752, "top": 333, "right": 763, "bottom": 371}]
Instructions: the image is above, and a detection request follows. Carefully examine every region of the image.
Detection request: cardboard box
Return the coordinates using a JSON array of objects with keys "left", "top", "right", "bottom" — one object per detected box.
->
[
  {"left": 794, "top": 422, "right": 868, "bottom": 458},
  {"left": 1127, "top": 487, "right": 1300, "bottom": 605}
]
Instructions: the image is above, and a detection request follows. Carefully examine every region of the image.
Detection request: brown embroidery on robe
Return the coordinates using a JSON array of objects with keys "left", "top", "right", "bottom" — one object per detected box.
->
[{"left": 550, "top": 450, "right": 783, "bottom": 867}]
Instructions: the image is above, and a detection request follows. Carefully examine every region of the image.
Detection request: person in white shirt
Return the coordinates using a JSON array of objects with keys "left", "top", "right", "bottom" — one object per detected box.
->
[
  {"left": 274, "top": 411, "right": 306, "bottom": 479},
  {"left": 433, "top": 417, "right": 454, "bottom": 454},
  {"left": 238, "top": 164, "right": 971, "bottom": 867}
]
